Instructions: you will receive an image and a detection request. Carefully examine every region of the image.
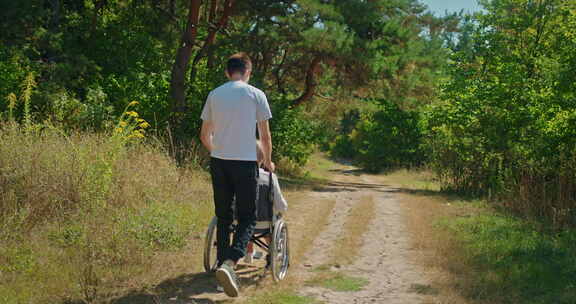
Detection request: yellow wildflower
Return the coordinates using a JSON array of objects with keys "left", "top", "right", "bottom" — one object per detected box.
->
[
  {"left": 114, "top": 127, "right": 123, "bottom": 134},
  {"left": 128, "top": 101, "right": 139, "bottom": 106},
  {"left": 126, "top": 111, "right": 139, "bottom": 118},
  {"left": 139, "top": 122, "right": 150, "bottom": 129},
  {"left": 119, "top": 121, "right": 128, "bottom": 127},
  {"left": 128, "top": 131, "right": 145, "bottom": 139}
]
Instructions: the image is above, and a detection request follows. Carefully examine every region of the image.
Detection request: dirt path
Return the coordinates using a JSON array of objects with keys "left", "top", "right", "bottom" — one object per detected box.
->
[
  {"left": 298, "top": 164, "right": 436, "bottom": 304},
  {"left": 116, "top": 160, "right": 444, "bottom": 304}
]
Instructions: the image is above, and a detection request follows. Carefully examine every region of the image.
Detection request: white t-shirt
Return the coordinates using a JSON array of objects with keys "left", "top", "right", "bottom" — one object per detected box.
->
[{"left": 201, "top": 80, "right": 272, "bottom": 161}]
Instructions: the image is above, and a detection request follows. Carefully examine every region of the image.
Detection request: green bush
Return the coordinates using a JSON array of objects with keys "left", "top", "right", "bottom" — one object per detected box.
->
[
  {"left": 0, "top": 47, "right": 29, "bottom": 114},
  {"left": 270, "top": 98, "right": 316, "bottom": 166},
  {"left": 331, "top": 99, "right": 424, "bottom": 172}
]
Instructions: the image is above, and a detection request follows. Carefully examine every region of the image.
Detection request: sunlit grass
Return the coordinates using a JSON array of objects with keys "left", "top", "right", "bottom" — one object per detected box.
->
[
  {"left": 440, "top": 210, "right": 576, "bottom": 303},
  {"left": 305, "top": 271, "right": 368, "bottom": 292},
  {"left": 246, "top": 290, "right": 322, "bottom": 304}
]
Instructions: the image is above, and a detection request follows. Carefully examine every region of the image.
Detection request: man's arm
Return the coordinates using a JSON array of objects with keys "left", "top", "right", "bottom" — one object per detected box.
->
[
  {"left": 257, "top": 120, "right": 275, "bottom": 172},
  {"left": 200, "top": 120, "right": 215, "bottom": 152}
]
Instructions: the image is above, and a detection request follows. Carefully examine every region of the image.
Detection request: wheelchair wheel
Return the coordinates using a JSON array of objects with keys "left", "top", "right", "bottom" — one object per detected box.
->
[
  {"left": 203, "top": 216, "right": 218, "bottom": 273},
  {"left": 270, "top": 219, "right": 290, "bottom": 281}
]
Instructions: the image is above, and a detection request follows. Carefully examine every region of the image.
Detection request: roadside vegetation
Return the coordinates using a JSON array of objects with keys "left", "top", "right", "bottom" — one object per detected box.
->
[
  {"left": 0, "top": 101, "right": 213, "bottom": 303},
  {"left": 383, "top": 170, "right": 576, "bottom": 304}
]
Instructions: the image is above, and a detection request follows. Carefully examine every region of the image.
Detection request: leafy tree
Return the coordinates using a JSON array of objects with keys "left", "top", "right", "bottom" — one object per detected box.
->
[{"left": 424, "top": 0, "right": 576, "bottom": 226}]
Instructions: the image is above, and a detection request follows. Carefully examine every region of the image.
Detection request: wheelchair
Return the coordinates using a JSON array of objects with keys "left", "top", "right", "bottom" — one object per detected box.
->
[{"left": 203, "top": 170, "right": 290, "bottom": 282}]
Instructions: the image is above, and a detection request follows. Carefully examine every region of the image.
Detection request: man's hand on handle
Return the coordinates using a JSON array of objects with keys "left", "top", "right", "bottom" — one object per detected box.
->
[{"left": 264, "top": 160, "right": 275, "bottom": 173}]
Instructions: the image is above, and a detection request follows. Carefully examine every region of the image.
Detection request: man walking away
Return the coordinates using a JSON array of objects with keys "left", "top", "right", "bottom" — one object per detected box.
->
[{"left": 200, "top": 52, "right": 275, "bottom": 297}]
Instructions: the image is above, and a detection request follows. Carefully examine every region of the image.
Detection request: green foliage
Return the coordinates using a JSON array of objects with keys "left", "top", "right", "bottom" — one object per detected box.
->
[
  {"left": 332, "top": 100, "right": 424, "bottom": 172},
  {"left": 442, "top": 209, "right": 576, "bottom": 303},
  {"left": 423, "top": 0, "right": 576, "bottom": 226},
  {"left": 0, "top": 48, "right": 29, "bottom": 114},
  {"left": 270, "top": 98, "right": 316, "bottom": 166},
  {"left": 0, "top": 0, "right": 458, "bottom": 171}
]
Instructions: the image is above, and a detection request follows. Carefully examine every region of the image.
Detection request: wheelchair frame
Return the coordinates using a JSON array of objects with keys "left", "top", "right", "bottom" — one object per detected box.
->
[{"left": 203, "top": 170, "right": 290, "bottom": 282}]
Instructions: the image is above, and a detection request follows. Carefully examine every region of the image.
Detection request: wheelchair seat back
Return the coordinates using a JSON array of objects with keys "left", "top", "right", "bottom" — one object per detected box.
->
[{"left": 256, "top": 169, "right": 274, "bottom": 222}]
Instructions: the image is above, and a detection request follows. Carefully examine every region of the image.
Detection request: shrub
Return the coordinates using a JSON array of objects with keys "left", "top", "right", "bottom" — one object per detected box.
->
[
  {"left": 331, "top": 99, "right": 424, "bottom": 172},
  {"left": 0, "top": 47, "right": 29, "bottom": 114},
  {"left": 269, "top": 98, "right": 316, "bottom": 166}
]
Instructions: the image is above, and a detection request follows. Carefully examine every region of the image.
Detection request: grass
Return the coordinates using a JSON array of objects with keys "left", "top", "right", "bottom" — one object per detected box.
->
[
  {"left": 277, "top": 153, "right": 336, "bottom": 189},
  {"left": 246, "top": 290, "right": 322, "bottom": 304},
  {"left": 380, "top": 169, "right": 576, "bottom": 304},
  {"left": 0, "top": 123, "right": 213, "bottom": 303},
  {"left": 408, "top": 283, "right": 439, "bottom": 295},
  {"left": 305, "top": 271, "right": 368, "bottom": 292},
  {"left": 380, "top": 168, "right": 440, "bottom": 192},
  {"left": 440, "top": 209, "right": 576, "bottom": 303}
]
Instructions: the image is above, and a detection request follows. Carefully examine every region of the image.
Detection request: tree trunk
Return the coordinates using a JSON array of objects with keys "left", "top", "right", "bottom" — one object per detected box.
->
[
  {"left": 206, "top": 0, "right": 218, "bottom": 68},
  {"left": 293, "top": 56, "right": 322, "bottom": 107},
  {"left": 169, "top": 0, "right": 201, "bottom": 122},
  {"left": 189, "top": 0, "right": 235, "bottom": 83},
  {"left": 274, "top": 49, "right": 288, "bottom": 94}
]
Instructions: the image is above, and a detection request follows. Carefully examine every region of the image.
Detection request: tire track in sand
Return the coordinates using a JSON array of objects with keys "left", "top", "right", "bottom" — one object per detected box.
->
[{"left": 299, "top": 167, "right": 437, "bottom": 304}]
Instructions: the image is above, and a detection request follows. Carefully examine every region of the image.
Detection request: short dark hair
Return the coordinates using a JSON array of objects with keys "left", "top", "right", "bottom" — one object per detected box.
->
[{"left": 226, "top": 52, "right": 252, "bottom": 75}]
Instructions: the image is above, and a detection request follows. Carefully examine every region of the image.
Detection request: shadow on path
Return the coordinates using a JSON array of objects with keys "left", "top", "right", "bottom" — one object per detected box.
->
[{"left": 111, "top": 265, "right": 266, "bottom": 304}]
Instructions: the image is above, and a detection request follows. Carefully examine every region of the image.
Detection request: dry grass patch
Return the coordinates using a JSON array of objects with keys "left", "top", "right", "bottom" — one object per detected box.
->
[
  {"left": 400, "top": 193, "right": 478, "bottom": 304},
  {"left": 0, "top": 125, "right": 213, "bottom": 303}
]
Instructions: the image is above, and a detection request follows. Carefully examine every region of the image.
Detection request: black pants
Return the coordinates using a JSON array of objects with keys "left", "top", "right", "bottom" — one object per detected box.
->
[{"left": 210, "top": 157, "right": 258, "bottom": 264}]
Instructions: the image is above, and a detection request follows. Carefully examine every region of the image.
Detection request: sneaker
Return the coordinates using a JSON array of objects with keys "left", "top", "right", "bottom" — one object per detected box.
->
[
  {"left": 243, "top": 252, "right": 254, "bottom": 264},
  {"left": 215, "top": 261, "right": 239, "bottom": 297}
]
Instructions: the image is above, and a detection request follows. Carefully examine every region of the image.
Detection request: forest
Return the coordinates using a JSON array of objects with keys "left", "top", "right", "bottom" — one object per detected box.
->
[{"left": 1, "top": 0, "right": 576, "bottom": 303}]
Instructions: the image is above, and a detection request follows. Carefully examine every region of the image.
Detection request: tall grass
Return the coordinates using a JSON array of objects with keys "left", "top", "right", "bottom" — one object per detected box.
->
[{"left": 0, "top": 122, "right": 212, "bottom": 303}]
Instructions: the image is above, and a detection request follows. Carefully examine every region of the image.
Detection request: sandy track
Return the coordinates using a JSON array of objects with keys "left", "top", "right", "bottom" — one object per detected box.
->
[{"left": 299, "top": 166, "right": 436, "bottom": 304}]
